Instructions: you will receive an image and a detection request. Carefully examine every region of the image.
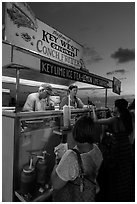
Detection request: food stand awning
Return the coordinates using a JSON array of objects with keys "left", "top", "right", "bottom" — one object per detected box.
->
[{"left": 2, "top": 2, "right": 119, "bottom": 111}]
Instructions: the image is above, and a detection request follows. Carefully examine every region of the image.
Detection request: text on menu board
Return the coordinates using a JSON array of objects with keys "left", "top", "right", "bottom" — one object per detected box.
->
[
  {"left": 5, "top": 2, "right": 83, "bottom": 69},
  {"left": 40, "top": 60, "right": 110, "bottom": 88}
]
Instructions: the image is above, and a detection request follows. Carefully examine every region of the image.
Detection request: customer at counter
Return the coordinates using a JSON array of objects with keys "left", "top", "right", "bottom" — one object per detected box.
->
[
  {"left": 92, "top": 99, "right": 134, "bottom": 201},
  {"left": 51, "top": 115, "right": 103, "bottom": 202},
  {"left": 59, "top": 84, "right": 84, "bottom": 109},
  {"left": 22, "top": 83, "right": 54, "bottom": 112}
]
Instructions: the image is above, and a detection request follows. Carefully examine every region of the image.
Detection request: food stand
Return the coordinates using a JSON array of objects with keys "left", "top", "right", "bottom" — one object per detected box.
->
[{"left": 2, "top": 2, "right": 119, "bottom": 202}]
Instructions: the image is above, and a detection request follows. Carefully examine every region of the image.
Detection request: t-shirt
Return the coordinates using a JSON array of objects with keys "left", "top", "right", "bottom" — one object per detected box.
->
[
  {"left": 56, "top": 144, "right": 103, "bottom": 182},
  {"left": 23, "top": 93, "right": 53, "bottom": 111}
]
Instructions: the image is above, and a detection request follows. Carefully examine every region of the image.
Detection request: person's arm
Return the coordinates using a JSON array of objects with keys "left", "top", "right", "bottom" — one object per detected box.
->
[
  {"left": 59, "top": 97, "right": 67, "bottom": 110},
  {"left": 92, "top": 106, "right": 98, "bottom": 121},
  {"left": 92, "top": 106, "right": 116, "bottom": 125},
  {"left": 47, "top": 100, "right": 55, "bottom": 110},
  {"left": 22, "top": 95, "right": 35, "bottom": 112},
  {"left": 76, "top": 98, "right": 84, "bottom": 108},
  {"left": 51, "top": 150, "right": 78, "bottom": 190},
  {"left": 51, "top": 164, "right": 67, "bottom": 190}
]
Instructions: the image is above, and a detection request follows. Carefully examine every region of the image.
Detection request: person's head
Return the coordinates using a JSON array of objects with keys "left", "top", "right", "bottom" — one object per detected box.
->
[
  {"left": 114, "top": 98, "right": 133, "bottom": 134},
  {"left": 72, "top": 115, "right": 95, "bottom": 144},
  {"left": 68, "top": 84, "right": 78, "bottom": 98},
  {"left": 114, "top": 98, "right": 128, "bottom": 114},
  {"left": 38, "top": 83, "right": 54, "bottom": 99}
]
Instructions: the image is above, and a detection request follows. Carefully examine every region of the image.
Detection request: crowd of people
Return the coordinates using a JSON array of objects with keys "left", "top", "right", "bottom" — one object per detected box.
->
[
  {"left": 23, "top": 83, "right": 135, "bottom": 202},
  {"left": 51, "top": 98, "right": 135, "bottom": 202}
]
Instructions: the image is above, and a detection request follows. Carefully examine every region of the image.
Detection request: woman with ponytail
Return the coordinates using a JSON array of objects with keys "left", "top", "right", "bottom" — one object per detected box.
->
[{"left": 92, "top": 99, "right": 134, "bottom": 202}]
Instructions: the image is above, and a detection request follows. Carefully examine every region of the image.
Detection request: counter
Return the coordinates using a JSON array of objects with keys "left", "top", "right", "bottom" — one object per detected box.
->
[{"left": 2, "top": 107, "right": 108, "bottom": 201}]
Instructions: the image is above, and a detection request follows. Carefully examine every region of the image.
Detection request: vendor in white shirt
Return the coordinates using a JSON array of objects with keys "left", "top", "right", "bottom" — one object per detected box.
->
[{"left": 23, "top": 83, "right": 54, "bottom": 112}]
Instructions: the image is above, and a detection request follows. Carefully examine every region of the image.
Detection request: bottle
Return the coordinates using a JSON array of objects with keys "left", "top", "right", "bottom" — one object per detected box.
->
[
  {"left": 36, "top": 151, "right": 48, "bottom": 187},
  {"left": 20, "top": 157, "right": 36, "bottom": 195},
  {"left": 63, "top": 105, "right": 71, "bottom": 128}
]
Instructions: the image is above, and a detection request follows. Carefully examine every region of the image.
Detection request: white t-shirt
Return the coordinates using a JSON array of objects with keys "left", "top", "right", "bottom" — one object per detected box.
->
[
  {"left": 23, "top": 93, "right": 51, "bottom": 111},
  {"left": 56, "top": 144, "right": 103, "bottom": 182}
]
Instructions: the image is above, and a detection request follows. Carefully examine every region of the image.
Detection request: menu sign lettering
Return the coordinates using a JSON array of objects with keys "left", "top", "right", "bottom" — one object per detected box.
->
[
  {"left": 40, "top": 60, "right": 110, "bottom": 88},
  {"left": 5, "top": 2, "right": 83, "bottom": 69}
]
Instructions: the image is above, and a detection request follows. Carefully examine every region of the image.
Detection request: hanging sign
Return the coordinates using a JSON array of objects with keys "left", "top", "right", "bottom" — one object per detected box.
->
[
  {"left": 40, "top": 59, "right": 111, "bottom": 88},
  {"left": 113, "top": 77, "right": 121, "bottom": 95},
  {"left": 5, "top": 2, "right": 83, "bottom": 69}
]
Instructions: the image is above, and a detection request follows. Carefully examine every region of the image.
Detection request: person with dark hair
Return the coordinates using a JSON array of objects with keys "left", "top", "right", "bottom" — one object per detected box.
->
[
  {"left": 128, "top": 98, "right": 135, "bottom": 166},
  {"left": 23, "top": 83, "right": 54, "bottom": 111},
  {"left": 128, "top": 98, "right": 135, "bottom": 110},
  {"left": 128, "top": 99, "right": 135, "bottom": 144},
  {"left": 51, "top": 115, "right": 103, "bottom": 202},
  {"left": 59, "top": 84, "right": 84, "bottom": 109},
  {"left": 92, "top": 98, "right": 134, "bottom": 202}
]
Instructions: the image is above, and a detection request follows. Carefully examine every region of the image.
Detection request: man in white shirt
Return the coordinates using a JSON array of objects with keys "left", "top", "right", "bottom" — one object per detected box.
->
[{"left": 23, "top": 83, "right": 54, "bottom": 111}]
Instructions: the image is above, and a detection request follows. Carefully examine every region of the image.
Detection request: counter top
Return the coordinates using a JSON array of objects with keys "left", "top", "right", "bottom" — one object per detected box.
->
[{"left": 2, "top": 107, "right": 109, "bottom": 119}]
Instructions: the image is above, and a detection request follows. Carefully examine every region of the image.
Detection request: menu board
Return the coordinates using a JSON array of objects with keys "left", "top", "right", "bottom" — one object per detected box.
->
[{"left": 113, "top": 77, "right": 121, "bottom": 95}]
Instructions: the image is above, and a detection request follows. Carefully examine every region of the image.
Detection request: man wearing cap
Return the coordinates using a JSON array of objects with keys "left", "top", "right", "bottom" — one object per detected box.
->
[{"left": 23, "top": 84, "right": 55, "bottom": 111}]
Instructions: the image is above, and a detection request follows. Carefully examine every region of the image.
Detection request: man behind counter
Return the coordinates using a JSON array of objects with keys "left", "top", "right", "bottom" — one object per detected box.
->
[
  {"left": 23, "top": 83, "right": 55, "bottom": 112},
  {"left": 59, "top": 84, "right": 84, "bottom": 109}
]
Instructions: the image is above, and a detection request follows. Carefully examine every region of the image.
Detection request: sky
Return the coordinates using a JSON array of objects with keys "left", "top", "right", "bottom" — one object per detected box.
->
[{"left": 27, "top": 1, "right": 135, "bottom": 96}]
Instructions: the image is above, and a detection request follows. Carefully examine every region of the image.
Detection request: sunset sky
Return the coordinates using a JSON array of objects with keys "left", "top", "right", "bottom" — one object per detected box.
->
[{"left": 28, "top": 2, "right": 135, "bottom": 96}]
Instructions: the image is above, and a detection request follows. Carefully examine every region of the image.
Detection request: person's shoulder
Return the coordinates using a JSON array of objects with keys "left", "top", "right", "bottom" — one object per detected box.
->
[
  {"left": 87, "top": 144, "right": 103, "bottom": 159},
  {"left": 28, "top": 92, "right": 38, "bottom": 99},
  {"left": 62, "top": 149, "right": 77, "bottom": 161},
  {"left": 64, "top": 149, "right": 75, "bottom": 157},
  {"left": 59, "top": 149, "right": 77, "bottom": 167},
  {"left": 77, "top": 97, "right": 82, "bottom": 102}
]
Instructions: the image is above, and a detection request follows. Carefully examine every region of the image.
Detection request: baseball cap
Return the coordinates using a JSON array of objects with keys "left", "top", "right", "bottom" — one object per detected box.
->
[{"left": 39, "top": 83, "right": 54, "bottom": 95}]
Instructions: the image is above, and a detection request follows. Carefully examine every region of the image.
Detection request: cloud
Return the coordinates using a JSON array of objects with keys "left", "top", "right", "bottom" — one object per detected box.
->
[
  {"left": 106, "top": 69, "right": 127, "bottom": 75},
  {"left": 83, "top": 46, "right": 103, "bottom": 64},
  {"left": 111, "top": 48, "right": 135, "bottom": 63}
]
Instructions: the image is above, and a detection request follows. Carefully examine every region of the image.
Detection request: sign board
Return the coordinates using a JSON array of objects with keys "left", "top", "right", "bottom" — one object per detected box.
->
[
  {"left": 5, "top": 2, "right": 83, "bottom": 69},
  {"left": 113, "top": 77, "right": 121, "bottom": 95},
  {"left": 40, "top": 59, "right": 111, "bottom": 88}
]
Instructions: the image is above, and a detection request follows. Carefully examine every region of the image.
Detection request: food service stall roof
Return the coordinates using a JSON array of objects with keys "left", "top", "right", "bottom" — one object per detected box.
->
[
  {"left": 2, "top": 41, "right": 113, "bottom": 110},
  {"left": 2, "top": 41, "right": 113, "bottom": 89},
  {"left": 2, "top": 1, "right": 114, "bottom": 110}
]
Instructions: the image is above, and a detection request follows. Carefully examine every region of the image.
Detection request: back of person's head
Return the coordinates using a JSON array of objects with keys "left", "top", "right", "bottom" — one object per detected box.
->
[
  {"left": 115, "top": 98, "right": 133, "bottom": 134},
  {"left": 72, "top": 115, "right": 95, "bottom": 144},
  {"left": 115, "top": 98, "right": 128, "bottom": 113}
]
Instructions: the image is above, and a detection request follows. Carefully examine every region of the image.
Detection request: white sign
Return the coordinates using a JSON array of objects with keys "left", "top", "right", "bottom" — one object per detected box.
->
[{"left": 5, "top": 2, "right": 83, "bottom": 69}]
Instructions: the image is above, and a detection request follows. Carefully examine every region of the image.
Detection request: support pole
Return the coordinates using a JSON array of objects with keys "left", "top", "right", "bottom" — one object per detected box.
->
[
  {"left": 105, "top": 88, "right": 108, "bottom": 107},
  {"left": 15, "top": 69, "right": 20, "bottom": 113}
]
